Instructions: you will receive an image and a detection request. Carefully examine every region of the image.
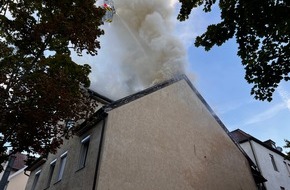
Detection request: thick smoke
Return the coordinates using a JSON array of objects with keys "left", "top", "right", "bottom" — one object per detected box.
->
[{"left": 86, "top": 0, "right": 187, "bottom": 100}]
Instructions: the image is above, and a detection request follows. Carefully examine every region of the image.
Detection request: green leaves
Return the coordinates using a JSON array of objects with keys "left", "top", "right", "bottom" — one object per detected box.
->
[
  {"left": 0, "top": 0, "right": 104, "bottom": 170},
  {"left": 178, "top": 0, "right": 290, "bottom": 101}
]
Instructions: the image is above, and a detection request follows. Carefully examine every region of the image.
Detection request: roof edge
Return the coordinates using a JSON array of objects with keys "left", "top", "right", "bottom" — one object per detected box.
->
[
  {"left": 232, "top": 129, "right": 287, "bottom": 158},
  {"left": 74, "top": 108, "right": 108, "bottom": 136},
  {"left": 25, "top": 157, "right": 46, "bottom": 172},
  {"left": 103, "top": 75, "right": 188, "bottom": 111}
]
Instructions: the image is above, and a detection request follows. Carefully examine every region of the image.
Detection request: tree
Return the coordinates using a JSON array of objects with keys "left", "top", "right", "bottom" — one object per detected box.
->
[
  {"left": 177, "top": 0, "right": 290, "bottom": 101},
  {"left": 285, "top": 140, "right": 290, "bottom": 160},
  {"left": 0, "top": 0, "right": 105, "bottom": 171}
]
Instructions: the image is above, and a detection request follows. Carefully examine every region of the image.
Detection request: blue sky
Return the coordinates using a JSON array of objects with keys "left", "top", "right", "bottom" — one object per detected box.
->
[
  {"left": 177, "top": 4, "right": 290, "bottom": 150},
  {"left": 73, "top": 1, "right": 289, "bottom": 152}
]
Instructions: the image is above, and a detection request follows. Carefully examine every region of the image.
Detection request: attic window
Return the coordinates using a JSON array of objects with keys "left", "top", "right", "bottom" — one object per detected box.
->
[{"left": 270, "top": 154, "right": 278, "bottom": 171}]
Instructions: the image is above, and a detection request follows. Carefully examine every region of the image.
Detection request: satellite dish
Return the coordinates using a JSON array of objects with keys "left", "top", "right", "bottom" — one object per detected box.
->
[{"left": 276, "top": 146, "right": 283, "bottom": 152}]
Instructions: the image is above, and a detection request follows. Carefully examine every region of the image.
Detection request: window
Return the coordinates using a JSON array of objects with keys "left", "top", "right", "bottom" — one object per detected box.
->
[
  {"left": 57, "top": 152, "right": 67, "bottom": 181},
  {"left": 78, "top": 135, "right": 90, "bottom": 169},
  {"left": 31, "top": 170, "right": 41, "bottom": 190},
  {"left": 270, "top": 154, "right": 278, "bottom": 171},
  {"left": 284, "top": 161, "right": 290, "bottom": 175},
  {"left": 46, "top": 159, "right": 57, "bottom": 188},
  {"left": 66, "top": 120, "right": 75, "bottom": 130}
]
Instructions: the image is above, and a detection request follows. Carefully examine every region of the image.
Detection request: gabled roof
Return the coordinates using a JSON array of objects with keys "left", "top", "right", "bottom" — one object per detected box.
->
[
  {"left": 230, "top": 129, "right": 286, "bottom": 158},
  {"left": 88, "top": 89, "right": 113, "bottom": 104},
  {"left": 77, "top": 75, "right": 231, "bottom": 136},
  {"left": 103, "top": 74, "right": 231, "bottom": 136}
]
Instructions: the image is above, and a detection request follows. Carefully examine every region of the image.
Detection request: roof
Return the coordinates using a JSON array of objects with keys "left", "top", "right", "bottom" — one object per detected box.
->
[
  {"left": 88, "top": 89, "right": 113, "bottom": 104},
  {"left": 25, "top": 157, "right": 46, "bottom": 172},
  {"left": 11, "top": 153, "right": 27, "bottom": 171},
  {"left": 77, "top": 75, "right": 231, "bottom": 137},
  {"left": 74, "top": 108, "right": 108, "bottom": 135},
  {"left": 230, "top": 129, "right": 287, "bottom": 158}
]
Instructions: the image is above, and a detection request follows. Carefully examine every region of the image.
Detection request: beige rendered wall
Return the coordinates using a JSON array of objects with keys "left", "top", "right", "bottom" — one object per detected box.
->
[
  {"left": 97, "top": 79, "right": 257, "bottom": 190},
  {"left": 25, "top": 120, "right": 104, "bottom": 190},
  {"left": 7, "top": 169, "right": 28, "bottom": 190}
]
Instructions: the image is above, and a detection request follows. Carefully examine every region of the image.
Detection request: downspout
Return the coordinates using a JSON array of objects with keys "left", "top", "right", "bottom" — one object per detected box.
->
[
  {"left": 249, "top": 139, "right": 267, "bottom": 190},
  {"left": 92, "top": 116, "right": 107, "bottom": 190},
  {"left": 249, "top": 140, "right": 260, "bottom": 170},
  {"left": 0, "top": 155, "right": 16, "bottom": 190}
]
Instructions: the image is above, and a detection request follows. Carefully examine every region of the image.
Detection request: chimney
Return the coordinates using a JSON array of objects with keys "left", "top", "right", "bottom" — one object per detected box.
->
[{"left": 263, "top": 139, "right": 276, "bottom": 149}]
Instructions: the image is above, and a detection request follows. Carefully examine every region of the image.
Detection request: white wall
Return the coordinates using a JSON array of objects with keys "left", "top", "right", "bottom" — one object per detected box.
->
[{"left": 241, "top": 141, "right": 290, "bottom": 190}]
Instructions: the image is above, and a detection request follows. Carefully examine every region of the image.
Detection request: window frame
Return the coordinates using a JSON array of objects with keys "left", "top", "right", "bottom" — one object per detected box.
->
[
  {"left": 78, "top": 135, "right": 90, "bottom": 169},
  {"left": 57, "top": 151, "right": 68, "bottom": 182},
  {"left": 31, "top": 170, "right": 41, "bottom": 190},
  {"left": 46, "top": 159, "right": 57, "bottom": 188},
  {"left": 269, "top": 154, "right": 278, "bottom": 171}
]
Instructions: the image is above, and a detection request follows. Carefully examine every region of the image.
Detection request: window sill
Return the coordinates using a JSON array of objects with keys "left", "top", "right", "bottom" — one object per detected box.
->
[
  {"left": 53, "top": 179, "right": 62, "bottom": 185},
  {"left": 75, "top": 165, "right": 86, "bottom": 173}
]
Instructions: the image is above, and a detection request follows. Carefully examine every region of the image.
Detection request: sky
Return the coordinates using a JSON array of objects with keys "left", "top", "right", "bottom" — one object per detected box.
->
[
  {"left": 175, "top": 3, "right": 290, "bottom": 150},
  {"left": 72, "top": 0, "right": 290, "bottom": 152}
]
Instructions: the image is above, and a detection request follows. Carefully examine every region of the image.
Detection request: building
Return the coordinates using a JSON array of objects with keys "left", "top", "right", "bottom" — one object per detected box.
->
[
  {"left": 0, "top": 153, "right": 29, "bottom": 190},
  {"left": 25, "top": 75, "right": 263, "bottom": 190},
  {"left": 230, "top": 129, "right": 290, "bottom": 190}
]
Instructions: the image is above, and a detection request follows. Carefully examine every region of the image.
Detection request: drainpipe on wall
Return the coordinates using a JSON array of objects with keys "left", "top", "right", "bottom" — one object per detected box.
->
[
  {"left": 0, "top": 155, "right": 16, "bottom": 190},
  {"left": 249, "top": 140, "right": 267, "bottom": 190},
  {"left": 92, "top": 116, "right": 107, "bottom": 190}
]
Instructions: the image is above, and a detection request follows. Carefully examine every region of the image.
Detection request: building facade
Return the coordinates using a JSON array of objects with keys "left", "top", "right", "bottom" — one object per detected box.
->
[
  {"left": 25, "top": 76, "right": 262, "bottom": 190},
  {"left": 231, "top": 129, "right": 290, "bottom": 190},
  {"left": 0, "top": 153, "right": 29, "bottom": 190}
]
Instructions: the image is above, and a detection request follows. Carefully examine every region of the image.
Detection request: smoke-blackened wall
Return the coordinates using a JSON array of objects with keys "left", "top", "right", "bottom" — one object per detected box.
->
[{"left": 87, "top": 0, "right": 187, "bottom": 100}]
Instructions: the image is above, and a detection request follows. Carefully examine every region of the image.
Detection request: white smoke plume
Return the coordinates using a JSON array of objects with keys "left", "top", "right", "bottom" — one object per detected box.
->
[{"left": 80, "top": 0, "right": 188, "bottom": 100}]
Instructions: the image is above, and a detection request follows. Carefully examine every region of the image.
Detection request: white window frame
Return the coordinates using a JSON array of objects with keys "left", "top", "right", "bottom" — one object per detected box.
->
[
  {"left": 78, "top": 135, "right": 90, "bottom": 169},
  {"left": 46, "top": 159, "right": 57, "bottom": 188},
  {"left": 57, "top": 151, "right": 68, "bottom": 181},
  {"left": 31, "top": 170, "right": 41, "bottom": 190}
]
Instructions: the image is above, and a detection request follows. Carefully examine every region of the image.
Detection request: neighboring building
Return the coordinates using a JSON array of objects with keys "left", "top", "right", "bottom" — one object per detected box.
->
[
  {"left": 25, "top": 75, "right": 263, "bottom": 190},
  {"left": 230, "top": 129, "right": 290, "bottom": 190},
  {"left": 0, "top": 153, "right": 29, "bottom": 190}
]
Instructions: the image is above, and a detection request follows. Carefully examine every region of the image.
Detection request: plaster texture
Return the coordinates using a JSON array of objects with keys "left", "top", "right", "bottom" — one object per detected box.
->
[
  {"left": 97, "top": 80, "right": 257, "bottom": 190},
  {"left": 241, "top": 141, "right": 290, "bottom": 189},
  {"left": 25, "top": 120, "right": 104, "bottom": 190},
  {"left": 6, "top": 168, "right": 28, "bottom": 190}
]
